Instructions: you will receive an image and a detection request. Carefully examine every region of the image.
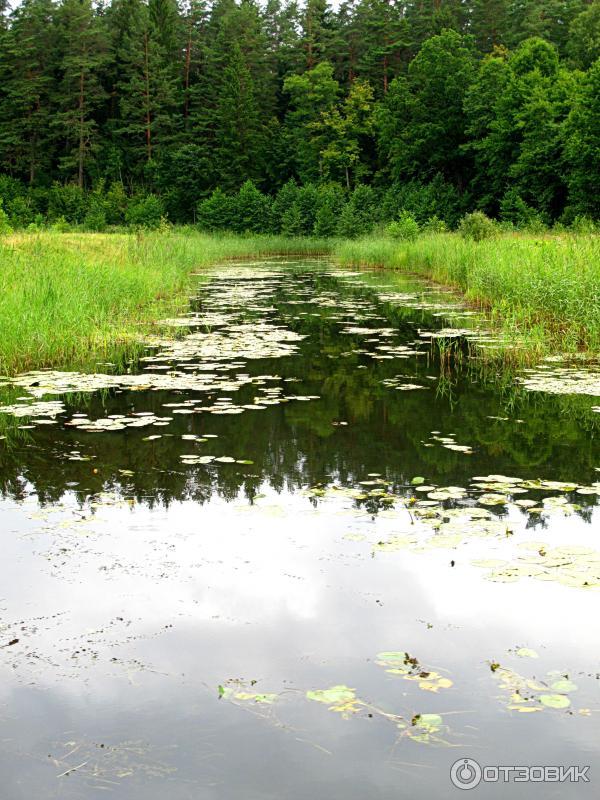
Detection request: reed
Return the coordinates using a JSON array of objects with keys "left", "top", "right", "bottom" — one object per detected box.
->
[
  {"left": 0, "top": 230, "right": 331, "bottom": 374},
  {"left": 335, "top": 232, "right": 600, "bottom": 363}
]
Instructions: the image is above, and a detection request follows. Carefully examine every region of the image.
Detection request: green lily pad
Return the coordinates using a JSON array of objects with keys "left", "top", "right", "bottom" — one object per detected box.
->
[
  {"left": 540, "top": 694, "right": 571, "bottom": 709},
  {"left": 550, "top": 679, "right": 578, "bottom": 693},
  {"left": 516, "top": 648, "right": 539, "bottom": 659}
]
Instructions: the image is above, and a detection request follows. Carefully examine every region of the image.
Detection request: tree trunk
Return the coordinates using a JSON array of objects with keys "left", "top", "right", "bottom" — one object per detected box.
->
[
  {"left": 144, "top": 31, "right": 152, "bottom": 160},
  {"left": 183, "top": 21, "right": 192, "bottom": 125},
  {"left": 78, "top": 68, "right": 85, "bottom": 188}
]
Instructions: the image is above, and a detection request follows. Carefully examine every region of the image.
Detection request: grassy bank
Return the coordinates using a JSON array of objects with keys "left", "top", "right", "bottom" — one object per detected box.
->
[
  {"left": 0, "top": 231, "right": 330, "bottom": 374},
  {"left": 335, "top": 233, "right": 600, "bottom": 362}
]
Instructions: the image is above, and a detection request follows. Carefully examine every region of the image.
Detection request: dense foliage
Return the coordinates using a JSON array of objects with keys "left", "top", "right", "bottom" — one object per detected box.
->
[{"left": 0, "top": 0, "right": 598, "bottom": 231}]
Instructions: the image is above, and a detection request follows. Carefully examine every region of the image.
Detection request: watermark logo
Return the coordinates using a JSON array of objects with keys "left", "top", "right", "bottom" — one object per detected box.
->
[
  {"left": 450, "top": 758, "right": 590, "bottom": 790},
  {"left": 451, "top": 759, "right": 482, "bottom": 790}
]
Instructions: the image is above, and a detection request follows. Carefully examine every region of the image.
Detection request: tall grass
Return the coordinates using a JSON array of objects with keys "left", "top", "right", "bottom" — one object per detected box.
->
[
  {"left": 0, "top": 231, "right": 331, "bottom": 374},
  {"left": 335, "top": 232, "right": 600, "bottom": 362}
]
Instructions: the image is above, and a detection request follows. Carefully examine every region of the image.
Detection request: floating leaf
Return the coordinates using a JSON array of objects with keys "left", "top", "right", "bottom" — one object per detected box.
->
[
  {"left": 516, "top": 648, "right": 539, "bottom": 659},
  {"left": 540, "top": 694, "right": 571, "bottom": 709}
]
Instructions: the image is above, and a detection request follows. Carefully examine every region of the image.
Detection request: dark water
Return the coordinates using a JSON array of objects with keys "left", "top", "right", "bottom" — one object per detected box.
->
[{"left": 0, "top": 259, "right": 599, "bottom": 799}]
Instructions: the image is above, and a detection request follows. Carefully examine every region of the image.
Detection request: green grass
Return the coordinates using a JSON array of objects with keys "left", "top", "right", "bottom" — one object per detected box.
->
[
  {"left": 2, "top": 229, "right": 598, "bottom": 374},
  {"left": 335, "top": 232, "right": 600, "bottom": 363},
  {"left": 0, "top": 230, "right": 331, "bottom": 374}
]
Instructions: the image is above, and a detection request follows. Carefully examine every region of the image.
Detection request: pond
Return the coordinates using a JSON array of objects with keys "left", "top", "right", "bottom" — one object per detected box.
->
[{"left": 0, "top": 258, "right": 599, "bottom": 799}]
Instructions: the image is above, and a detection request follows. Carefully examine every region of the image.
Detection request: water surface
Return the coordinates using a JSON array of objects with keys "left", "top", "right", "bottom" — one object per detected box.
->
[{"left": 1, "top": 259, "right": 599, "bottom": 798}]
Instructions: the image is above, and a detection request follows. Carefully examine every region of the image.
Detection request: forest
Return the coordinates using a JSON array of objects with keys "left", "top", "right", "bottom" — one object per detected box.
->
[{"left": 0, "top": 0, "right": 598, "bottom": 234}]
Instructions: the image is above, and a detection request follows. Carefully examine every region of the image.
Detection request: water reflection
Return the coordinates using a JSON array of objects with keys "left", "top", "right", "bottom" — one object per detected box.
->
[{"left": 0, "top": 260, "right": 599, "bottom": 799}]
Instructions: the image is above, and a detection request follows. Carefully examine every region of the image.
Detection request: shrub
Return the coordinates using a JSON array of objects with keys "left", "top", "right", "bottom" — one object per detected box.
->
[
  {"left": 272, "top": 179, "right": 300, "bottom": 233},
  {"left": 0, "top": 199, "right": 13, "bottom": 234},
  {"left": 231, "top": 181, "right": 272, "bottom": 233},
  {"left": 500, "top": 189, "right": 546, "bottom": 231},
  {"left": 422, "top": 215, "right": 448, "bottom": 233},
  {"left": 458, "top": 211, "right": 497, "bottom": 241},
  {"left": 280, "top": 202, "right": 303, "bottom": 236},
  {"left": 381, "top": 175, "right": 463, "bottom": 227},
  {"left": 26, "top": 214, "right": 45, "bottom": 232},
  {"left": 6, "top": 195, "right": 36, "bottom": 227},
  {"left": 196, "top": 188, "right": 233, "bottom": 231},
  {"left": 570, "top": 215, "right": 597, "bottom": 234},
  {"left": 0, "top": 174, "right": 25, "bottom": 200},
  {"left": 47, "top": 182, "right": 88, "bottom": 223},
  {"left": 104, "top": 181, "right": 128, "bottom": 225},
  {"left": 386, "top": 210, "right": 419, "bottom": 240},
  {"left": 84, "top": 208, "right": 108, "bottom": 231},
  {"left": 313, "top": 184, "right": 345, "bottom": 236},
  {"left": 338, "top": 184, "right": 378, "bottom": 237},
  {"left": 50, "top": 215, "right": 71, "bottom": 232},
  {"left": 125, "top": 194, "right": 165, "bottom": 228}
]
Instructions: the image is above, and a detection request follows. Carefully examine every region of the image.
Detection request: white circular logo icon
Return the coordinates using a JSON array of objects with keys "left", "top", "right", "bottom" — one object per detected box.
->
[{"left": 450, "top": 758, "right": 483, "bottom": 790}]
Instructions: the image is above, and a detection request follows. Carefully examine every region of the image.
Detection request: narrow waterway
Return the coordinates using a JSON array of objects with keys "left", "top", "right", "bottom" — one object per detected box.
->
[{"left": 0, "top": 258, "right": 599, "bottom": 799}]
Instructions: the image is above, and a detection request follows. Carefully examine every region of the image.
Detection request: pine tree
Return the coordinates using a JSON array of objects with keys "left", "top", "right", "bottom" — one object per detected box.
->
[
  {"left": 0, "top": 0, "right": 57, "bottom": 183},
  {"left": 471, "top": 0, "right": 510, "bottom": 51},
  {"left": 301, "top": 0, "right": 334, "bottom": 68},
  {"left": 112, "top": 0, "right": 180, "bottom": 180},
  {"left": 53, "top": 0, "right": 108, "bottom": 187}
]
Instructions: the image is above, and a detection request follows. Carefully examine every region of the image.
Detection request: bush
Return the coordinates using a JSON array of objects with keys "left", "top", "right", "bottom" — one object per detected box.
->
[
  {"left": 458, "top": 211, "right": 497, "bottom": 241},
  {"left": 104, "top": 181, "right": 128, "bottom": 225},
  {"left": 337, "top": 184, "right": 378, "bottom": 238},
  {"left": 272, "top": 179, "right": 300, "bottom": 233},
  {"left": 422, "top": 215, "right": 448, "bottom": 233},
  {"left": 386, "top": 210, "right": 419, "bottom": 240},
  {"left": 313, "top": 184, "right": 345, "bottom": 236},
  {"left": 500, "top": 189, "right": 546, "bottom": 232},
  {"left": 125, "top": 194, "right": 165, "bottom": 228},
  {"left": 281, "top": 202, "right": 304, "bottom": 236},
  {"left": 196, "top": 188, "right": 233, "bottom": 231},
  {"left": 26, "top": 214, "right": 45, "bottom": 232},
  {"left": 0, "top": 174, "right": 27, "bottom": 213},
  {"left": 47, "top": 182, "right": 88, "bottom": 223},
  {"left": 0, "top": 199, "right": 13, "bottom": 234},
  {"left": 84, "top": 208, "right": 108, "bottom": 231},
  {"left": 230, "top": 181, "right": 272, "bottom": 233},
  {"left": 50, "top": 215, "right": 71, "bottom": 232},
  {"left": 6, "top": 195, "right": 36, "bottom": 227},
  {"left": 381, "top": 175, "right": 463, "bottom": 227},
  {"left": 570, "top": 215, "right": 597, "bottom": 234}
]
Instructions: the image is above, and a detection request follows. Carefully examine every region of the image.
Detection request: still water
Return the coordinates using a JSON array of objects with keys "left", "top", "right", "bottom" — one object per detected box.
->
[{"left": 0, "top": 259, "right": 599, "bottom": 799}]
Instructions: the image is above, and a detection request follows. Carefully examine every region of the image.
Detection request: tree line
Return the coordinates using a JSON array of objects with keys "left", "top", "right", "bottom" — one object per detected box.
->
[{"left": 0, "top": 0, "right": 598, "bottom": 231}]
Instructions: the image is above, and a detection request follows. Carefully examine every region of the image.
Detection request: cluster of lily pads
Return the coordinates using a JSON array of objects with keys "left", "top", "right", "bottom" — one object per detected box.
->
[
  {"left": 66, "top": 412, "right": 173, "bottom": 432},
  {"left": 518, "top": 363, "right": 600, "bottom": 398},
  {"left": 218, "top": 644, "right": 590, "bottom": 751},
  {"left": 218, "top": 665, "right": 452, "bottom": 746},
  {"left": 381, "top": 376, "right": 429, "bottom": 391},
  {"left": 490, "top": 656, "right": 584, "bottom": 713},
  {"left": 0, "top": 267, "right": 329, "bottom": 434},
  {"left": 303, "top": 468, "right": 600, "bottom": 591},
  {"left": 424, "top": 431, "right": 473, "bottom": 454}
]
